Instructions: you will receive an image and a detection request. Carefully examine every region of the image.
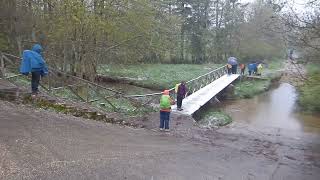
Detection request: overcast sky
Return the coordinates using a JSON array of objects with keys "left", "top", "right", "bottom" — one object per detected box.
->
[{"left": 239, "top": 0, "right": 313, "bottom": 14}]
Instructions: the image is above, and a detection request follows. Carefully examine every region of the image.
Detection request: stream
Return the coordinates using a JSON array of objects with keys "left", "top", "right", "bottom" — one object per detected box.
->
[{"left": 201, "top": 83, "right": 320, "bottom": 134}]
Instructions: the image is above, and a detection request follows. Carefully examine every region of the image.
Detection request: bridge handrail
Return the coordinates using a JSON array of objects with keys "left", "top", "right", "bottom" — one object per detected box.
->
[
  {"left": 1, "top": 52, "right": 167, "bottom": 98},
  {"left": 185, "top": 65, "right": 226, "bottom": 85},
  {"left": 0, "top": 52, "right": 121, "bottom": 94},
  {"left": 1, "top": 52, "right": 168, "bottom": 99}
]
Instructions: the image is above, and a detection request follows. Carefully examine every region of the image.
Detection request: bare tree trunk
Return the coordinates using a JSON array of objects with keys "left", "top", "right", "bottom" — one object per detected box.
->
[
  {"left": 0, "top": 52, "right": 5, "bottom": 77},
  {"left": 31, "top": 25, "right": 36, "bottom": 42},
  {"left": 180, "top": 28, "right": 184, "bottom": 62},
  {"left": 215, "top": 0, "right": 221, "bottom": 62},
  {"left": 16, "top": 36, "right": 22, "bottom": 56},
  {"left": 63, "top": 42, "right": 68, "bottom": 72}
]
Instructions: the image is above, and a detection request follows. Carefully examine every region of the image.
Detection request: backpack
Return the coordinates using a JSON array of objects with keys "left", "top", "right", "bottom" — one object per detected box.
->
[
  {"left": 160, "top": 95, "right": 171, "bottom": 109},
  {"left": 175, "top": 83, "right": 181, "bottom": 93}
]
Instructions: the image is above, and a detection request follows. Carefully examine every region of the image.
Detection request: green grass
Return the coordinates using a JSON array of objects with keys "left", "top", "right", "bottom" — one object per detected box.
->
[
  {"left": 52, "top": 88, "right": 82, "bottom": 101},
  {"left": 306, "top": 63, "right": 320, "bottom": 74},
  {"left": 98, "top": 64, "right": 222, "bottom": 90},
  {"left": 234, "top": 80, "right": 272, "bottom": 98},
  {"left": 9, "top": 76, "right": 30, "bottom": 87},
  {"left": 268, "top": 59, "right": 284, "bottom": 71},
  {"left": 298, "top": 63, "right": 320, "bottom": 113},
  {"left": 98, "top": 61, "right": 283, "bottom": 99},
  {"left": 52, "top": 86, "right": 156, "bottom": 116}
]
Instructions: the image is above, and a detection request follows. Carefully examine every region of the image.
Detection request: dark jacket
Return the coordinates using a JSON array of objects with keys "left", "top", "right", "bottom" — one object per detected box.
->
[{"left": 177, "top": 83, "right": 187, "bottom": 98}]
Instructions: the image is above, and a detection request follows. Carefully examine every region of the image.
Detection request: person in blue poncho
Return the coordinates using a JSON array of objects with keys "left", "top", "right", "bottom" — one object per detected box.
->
[
  {"left": 248, "top": 62, "right": 257, "bottom": 76},
  {"left": 20, "top": 44, "right": 48, "bottom": 96}
]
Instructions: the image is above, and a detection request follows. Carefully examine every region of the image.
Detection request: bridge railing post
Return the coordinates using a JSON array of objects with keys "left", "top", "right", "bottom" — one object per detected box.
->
[{"left": 47, "top": 70, "right": 52, "bottom": 92}]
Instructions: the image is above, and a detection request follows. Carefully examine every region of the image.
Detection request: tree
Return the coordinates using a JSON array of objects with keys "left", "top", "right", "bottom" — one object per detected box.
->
[
  {"left": 0, "top": 0, "right": 289, "bottom": 67},
  {"left": 281, "top": 0, "right": 320, "bottom": 63}
]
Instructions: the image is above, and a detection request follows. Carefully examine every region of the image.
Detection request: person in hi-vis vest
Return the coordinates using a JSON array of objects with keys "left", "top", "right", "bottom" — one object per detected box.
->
[{"left": 159, "top": 90, "right": 175, "bottom": 132}]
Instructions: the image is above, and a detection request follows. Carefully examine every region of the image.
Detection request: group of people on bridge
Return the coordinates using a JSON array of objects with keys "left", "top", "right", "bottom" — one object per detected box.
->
[{"left": 226, "top": 57, "right": 264, "bottom": 76}]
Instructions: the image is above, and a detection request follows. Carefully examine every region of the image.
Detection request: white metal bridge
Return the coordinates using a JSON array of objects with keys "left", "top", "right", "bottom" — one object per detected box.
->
[{"left": 172, "top": 74, "right": 239, "bottom": 115}]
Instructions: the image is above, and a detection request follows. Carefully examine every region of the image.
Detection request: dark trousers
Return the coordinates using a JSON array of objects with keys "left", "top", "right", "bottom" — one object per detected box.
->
[
  {"left": 248, "top": 70, "right": 252, "bottom": 76},
  {"left": 227, "top": 68, "right": 232, "bottom": 75},
  {"left": 160, "top": 111, "right": 170, "bottom": 129},
  {"left": 241, "top": 69, "right": 245, "bottom": 75},
  {"left": 232, "top": 65, "right": 237, "bottom": 74},
  {"left": 31, "top": 71, "right": 41, "bottom": 94},
  {"left": 177, "top": 96, "right": 183, "bottom": 108}
]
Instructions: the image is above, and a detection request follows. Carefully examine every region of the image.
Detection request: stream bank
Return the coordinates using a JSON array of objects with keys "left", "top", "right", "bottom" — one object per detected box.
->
[{"left": 194, "top": 64, "right": 284, "bottom": 127}]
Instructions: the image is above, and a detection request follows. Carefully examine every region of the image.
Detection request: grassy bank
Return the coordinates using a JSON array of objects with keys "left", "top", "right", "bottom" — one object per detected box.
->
[
  {"left": 234, "top": 80, "right": 272, "bottom": 98},
  {"left": 98, "top": 64, "right": 222, "bottom": 90},
  {"left": 298, "top": 63, "right": 320, "bottom": 113},
  {"left": 234, "top": 60, "right": 284, "bottom": 99},
  {"left": 98, "top": 60, "right": 284, "bottom": 109}
]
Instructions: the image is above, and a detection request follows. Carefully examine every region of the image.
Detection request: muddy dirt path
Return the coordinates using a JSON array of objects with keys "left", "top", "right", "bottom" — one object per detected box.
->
[{"left": 1, "top": 99, "right": 320, "bottom": 180}]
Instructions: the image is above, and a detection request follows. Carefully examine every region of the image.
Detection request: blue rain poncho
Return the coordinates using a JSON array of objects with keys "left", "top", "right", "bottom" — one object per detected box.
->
[
  {"left": 20, "top": 44, "right": 48, "bottom": 76},
  {"left": 248, "top": 63, "right": 257, "bottom": 72}
]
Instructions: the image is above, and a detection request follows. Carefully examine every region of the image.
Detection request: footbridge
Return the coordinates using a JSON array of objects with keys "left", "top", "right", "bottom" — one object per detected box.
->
[
  {"left": 171, "top": 74, "right": 239, "bottom": 115},
  {"left": 167, "top": 66, "right": 240, "bottom": 115}
]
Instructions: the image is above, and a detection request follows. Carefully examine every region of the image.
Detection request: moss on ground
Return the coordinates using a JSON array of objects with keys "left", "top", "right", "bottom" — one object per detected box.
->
[
  {"left": 197, "top": 111, "right": 232, "bottom": 127},
  {"left": 22, "top": 96, "right": 141, "bottom": 127}
]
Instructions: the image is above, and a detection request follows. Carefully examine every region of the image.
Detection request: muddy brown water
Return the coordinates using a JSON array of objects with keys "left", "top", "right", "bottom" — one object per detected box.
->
[{"left": 219, "top": 83, "right": 320, "bottom": 134}]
